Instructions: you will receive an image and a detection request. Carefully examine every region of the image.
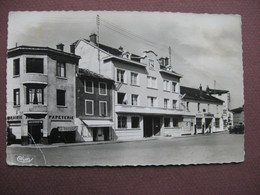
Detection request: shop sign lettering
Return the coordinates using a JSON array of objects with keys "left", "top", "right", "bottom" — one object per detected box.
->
[
  {"left": 49, "top": 115, "right": 73, "bottom": 120},
  {"left": 7, "top": 115, "right": 22, "bottom": 120}
]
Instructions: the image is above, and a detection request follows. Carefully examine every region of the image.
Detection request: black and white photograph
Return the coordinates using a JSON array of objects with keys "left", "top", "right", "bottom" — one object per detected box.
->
[{"left": 6, "top": 11, "right": 244, "bottom": 166}]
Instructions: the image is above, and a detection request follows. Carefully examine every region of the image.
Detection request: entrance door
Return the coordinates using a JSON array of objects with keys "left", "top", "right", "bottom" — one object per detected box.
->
[
  {"left": 205, "top": 118, "right": 213, "bottom": 133},
  {"left": 28, "top": 120, "right": 43, "bottom": 144},
  {"left": 143, "top": 116, "right": 161, "bottom": 137}
]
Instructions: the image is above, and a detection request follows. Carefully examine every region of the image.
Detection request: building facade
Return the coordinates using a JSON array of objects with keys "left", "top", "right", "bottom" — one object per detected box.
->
[
  {"left": 75, "top": 68, "right": 114, "bottom": 142},
  {"left": 180, "top": 85, "right": 225, "bottom": 134},
  {"left": 6, "top": 45, "right": 80, "bottom": 145},
  {"left": 73, "top": 34, "right": 191, "bottom": 140}
]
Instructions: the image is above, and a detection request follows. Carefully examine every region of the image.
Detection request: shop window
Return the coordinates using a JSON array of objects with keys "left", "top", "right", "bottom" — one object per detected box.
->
[
  {"left": 131, "top": 72, "right": 138, "bottom": 85},
  {"left": 147, "top": 76, "right": 157, "bottom": 88},
  {"left": 148, "top": 96, "right": 157, "bottom": 107},
  {"left": 173, "top": 118, "right": 179, "bottom": 127},
  {"left": 118, "top": 92, "right": 127, "bottom": 104},
  {"left": 26, "top": 58, "right": 44, "bottom": 73},
  {"left": 85, "top": 99, "right": 94, "bottom": 115},
  {"left": 99, "top": 82, "right": 107, "bottom": 95},
  {"left": 99, "top": 101, "right": 107, "bottom": 116},
  {"left": 27, "top": 87, "right": 44, "bottom": 105},
  {"left": 57, "top": 89, "right": 65, "bottom": 106},
  {"left": 56, "top": 62, "right": 66, "bottom": 77},
  {"left": 84, "top": 80, "right": 94, "bottom": 94},
  {"left": 117, "top": 69, "right": 125, "bottom": 83},
  {"left": 215, "top": 118, "right": 220, "bottom": 128},
  {"left": 164, "top": 117, "right": 170, "bottom": 127},
  {"left": 131, "top": 117, "right": 140, "bottom": 128},
  {"left": 131, "top": 94, "right": 138, "bottom": 106},
  {"left": 164, "top": 99, "right": 169, "bottom": 109},
  {"left": 118, "top": 116, "right": 127, "bottom": 128},
  {"left": 13, "top": 88, "right": 20, "bottom": 106},
  {"left": 196, "top": 118, "right": 202, "bottom": 129},
  {"left": 13, "top": 59, "right": 20, "bottom": 76}
]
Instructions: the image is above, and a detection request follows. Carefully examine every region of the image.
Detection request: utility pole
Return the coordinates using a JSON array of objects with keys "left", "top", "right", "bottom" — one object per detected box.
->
[{"left": 96, "top": 14, "right": 100, "bottom": 74}]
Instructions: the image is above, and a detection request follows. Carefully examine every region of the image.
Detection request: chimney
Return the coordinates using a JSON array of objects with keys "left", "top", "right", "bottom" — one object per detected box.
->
[
  {"left": 165, "top": 57, "right": 169, "bottom": 66},
  {"left": 206, "top": 85, "right": 210, "bottom": 94},
  {"left": 118, "top": 46, "right": 123, "bottom": 52},
  {"left": 199, "top": 84, "right": 203, "bottom": 97},
  {"left": 56, "top": 43, "right": 64, "bottom": 51},
  {"left": 89, "top": 33, "right": 97, "bottom": 44},
  {"left": 70, "top": 44, "right": 75, "bottom": 54}
]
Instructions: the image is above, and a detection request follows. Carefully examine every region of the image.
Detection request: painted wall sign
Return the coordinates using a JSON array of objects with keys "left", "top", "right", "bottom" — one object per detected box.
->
[
  {"left": 49, "top": 115, "right": 73, "bottom": 120},
  {"left": 7, "top": 115, "right": 22, "bottom": 120}
]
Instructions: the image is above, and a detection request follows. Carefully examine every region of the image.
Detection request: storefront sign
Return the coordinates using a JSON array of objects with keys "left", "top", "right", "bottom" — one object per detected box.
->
[
  {"left": 204, "top": 113, "right": 214, "bottom": 117},
  {"left": 49, "top": 115, "right": 73, "bottom": 120},
  {"left": 7, "top": 115, "right": 22, "bottom": 121}
]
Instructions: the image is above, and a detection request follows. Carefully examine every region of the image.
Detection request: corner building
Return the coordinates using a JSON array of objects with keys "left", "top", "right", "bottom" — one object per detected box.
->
[
  {"left": 73, "top": 34, "right": 192, "bottom": 140},
  {"left": 6, "top": 45, "right": 80, "bottom": 145}
]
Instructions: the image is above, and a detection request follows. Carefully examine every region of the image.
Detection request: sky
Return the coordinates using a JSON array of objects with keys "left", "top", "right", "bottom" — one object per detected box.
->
[{"left": 8, "top": 11, "right": 244, "bottom": 109}]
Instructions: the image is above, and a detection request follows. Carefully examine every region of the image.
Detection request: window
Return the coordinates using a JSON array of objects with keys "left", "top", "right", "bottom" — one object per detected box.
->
[
  {"left": 118, "top": 116, "right": 127, "bottom": 128},
  {"left": 173, "top": 118, "right": 179, "bottom": 127},
  {"left": 215, "top": 118, "right": 220, "bottom": 128},
  {"left": 131, "top": 72, "right": 138, "bottom": 85},
  {"left": 198, "top": 103, "right": 200, "bottom": 112},
  {"left": 164, "top": 99, "right": 169, "bottom": 109},
  {"left": 56, "top": 89, "right": 65, "bottom": 106},
  {"left": 84, "top": 80, "right": 94, "bottom": 94},
  {"left": 148, "top": 96, "right": 157, "bottom": 107},
  {"left": 148, "top": 59, "right": 154, "bottom": 69},
  {"left": 99, "top": 101, "right": 107, "bottom": 116},
  {"left": 13, "top": 89, "right": 20, "bottom": 106},
  {"left": 26, "top": 58, "right": 44, "bottom": 73},
  {"left": 147, "top": 76, "right": 157, "bottom": 88},
  {"left": 56, "top": 62, "right": 66, "bottom": 77},
  {"left": 196, "top": 118, "right": 202, "bottom": 129},
  {"left": 163, "top": 80, "right": 170, "bottom": 91},
  {"left": 172, "top": 82, "right": 176, "bottom": 92},
  {"left": 131, "top": 94, "right": 138, "bottom": 106},
  {"left": 85, "top": 100, "right": 94, "bottom": 115},
  {"left": 99, "top": 82, "right": 107, "bottom": 95},
  {"left": 27, "top": 87, "right": 44, "bottom": 105},
  {"left": 13, "top": 59, "right": 20, "bottom": 76},
  {"left": 117, "top": 92, "right": 127, "bottom": 104},
  {"left": 186, "top": 102, "right": 189, "bottom": 111},
  {"left": 172, "top": 100, "right": 177, "bottom": 109},
  {"left": 117, "top": 69, "right": 125, "bottom": 83},
  {"left": 164, "top": 117, "right": 170, "bottom": 127},
  {"left": 131, "top": 117, "right": 140, "bottom": 128}
]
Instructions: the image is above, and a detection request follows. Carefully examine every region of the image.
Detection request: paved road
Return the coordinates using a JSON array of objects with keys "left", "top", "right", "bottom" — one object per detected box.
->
[{"left": 6, "top": 133, "right": 244, "bottom": 166}]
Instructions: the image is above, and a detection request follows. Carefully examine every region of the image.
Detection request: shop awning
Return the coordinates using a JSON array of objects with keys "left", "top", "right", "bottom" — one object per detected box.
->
[
  {"left": 51, "top": 121, "right": 77, "bottom": 132},
  {"left": 82, "top": 119, "right": 113, "bottom": 128}
]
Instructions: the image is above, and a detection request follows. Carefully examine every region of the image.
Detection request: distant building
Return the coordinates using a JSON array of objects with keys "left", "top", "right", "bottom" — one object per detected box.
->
[
  {"left": 72, "top": 34, "right": 192, "bottom": 140},
  {"left": 6, "top": 45, "right": 80, "bottom": 145},
  {"left": 231, "top": 106, "right": 244, "bottom": 126},
  {"left": 180, "top": 85, "right": 225, "bottom": 134},
  {"left": 75, "top": 68, "right": 114, "bottom": 142}
]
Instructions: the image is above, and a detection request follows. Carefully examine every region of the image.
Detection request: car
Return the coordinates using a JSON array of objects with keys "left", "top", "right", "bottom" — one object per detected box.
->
[{"left": 229, "top": 124, "right": 244, "bottom": 134}]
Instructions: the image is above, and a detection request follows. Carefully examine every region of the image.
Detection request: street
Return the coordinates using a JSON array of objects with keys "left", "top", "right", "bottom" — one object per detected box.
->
[{"left": 6, "top": 133, "right": 244, "bottom": 166}]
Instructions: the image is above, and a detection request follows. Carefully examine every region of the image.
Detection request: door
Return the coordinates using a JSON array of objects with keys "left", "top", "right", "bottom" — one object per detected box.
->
[
  {"left": 153, "top": 117, "right": 161, "bottom": 136},
  {"left": 143, "top": 116, "right": 153, "bottom": 137},
  {"left": 205, "top": 118, "right": 212, "bottom": 133},
  {"left": 28, "top": 120, "right": 43, "bottom": 144}
]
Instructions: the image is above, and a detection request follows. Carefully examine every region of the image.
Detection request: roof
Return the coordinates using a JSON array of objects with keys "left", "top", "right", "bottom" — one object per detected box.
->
[
  {"left": 180, "top": 86, "right": 224, "bottom": 104},
  {"left": 7, "top": 46, "right": 80, "bottom": 64},
  {"left": 231, "top": 106, "right": 244, "bottom": 113},
  {"left": 78, "top": 68, "right": 114, "bottom": 82}
]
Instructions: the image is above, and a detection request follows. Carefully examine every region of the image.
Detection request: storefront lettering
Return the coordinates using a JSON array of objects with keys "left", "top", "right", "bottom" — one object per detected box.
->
[
  {"left": 49, "top": 115, "right": 73, "bottom": 120},
  {"left": 7, "top": 115, "right": 22, "bottom": 120}
]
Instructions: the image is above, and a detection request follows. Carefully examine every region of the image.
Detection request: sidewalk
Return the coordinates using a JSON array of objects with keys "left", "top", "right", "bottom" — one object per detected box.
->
[{"left": 7, "top": 131, "right": 228, "bottom": 149}]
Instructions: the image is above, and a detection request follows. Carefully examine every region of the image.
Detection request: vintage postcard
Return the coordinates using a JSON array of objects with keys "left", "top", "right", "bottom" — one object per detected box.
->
[{"left": 6, "top": 11, "right": 244, "bottom": 166}]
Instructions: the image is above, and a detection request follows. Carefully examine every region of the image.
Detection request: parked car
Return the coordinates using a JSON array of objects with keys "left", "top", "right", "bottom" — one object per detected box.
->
[{"left": 229, "top": 123, "right": 244, "bottom": 134}]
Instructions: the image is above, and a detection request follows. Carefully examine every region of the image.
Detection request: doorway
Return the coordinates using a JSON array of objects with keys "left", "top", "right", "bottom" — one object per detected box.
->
[
  {"left": 143, "top": 116, "right": 161, "bottom": 137},
  {"left": 28, "top": 120, "right": 43, "bottom": 144}
]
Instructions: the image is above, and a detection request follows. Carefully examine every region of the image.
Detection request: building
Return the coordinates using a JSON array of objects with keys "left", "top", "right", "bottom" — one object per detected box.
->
[
  {"left": 6, "top": 45, "right": 80, "bottom": 145},
  {"left": 231, "top": 106, "right": 244, "bottom": 126},
  {"left": 74, "top": 68, "right": 114, "bottom": 142},
  {"left": 180, "top": 85, "right": 225, "bottom": 134},
  {"left": 206, "top": 86, "right": 233, "bottom": 129},
  {"left": 72, "top": 34, "right": 189, "bottom": 140}
]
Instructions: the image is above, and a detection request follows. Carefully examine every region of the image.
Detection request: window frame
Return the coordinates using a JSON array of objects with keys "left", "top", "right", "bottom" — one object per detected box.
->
[
  {"left": 13, "top": 88, "right": 20, "bottom": 106},
  {"left": 172, "top": 82, "right": 177, "bottom": 93},
  {"left": 84, "top": 79, "right": 94, "bottom": 94},
  {"left": 26, "top": 58, "right": 44, "bottom": 74},
  {"left": 215, "top": 118, "right": 220, "bottom": 128},
  {"left": 116, "top": 69, "right": 126, "bottom": 83},
  {"left": 147, "top": 76, "right": 157, "bottom": 89},
  {"left": 99, "top": 82, "right": 107, "bottom": 96},
  {"left": 131, "top": 94, "right": 139, "bottom": 106},
  {"left": 56, "top": 89, "right": 66, "bottom": 106},
  {"left": 164, "top": 117, "right": 171, "bottom": 128},
  {"left": 131, "top": 116, "right": 140, "bottom": 128},
  {"left": 148, "top": 96, "right": 157, "bottom": 107},
  {"left": 117, "top": 92, "right": 127, "bottom": 105},
  {"left": 163, "top": 80, "right": 170, "bottom": 91},
  {"left": 26, "top": 87, "right": 44, "bottom": 105},
  {"left": 118, "top": 116, "right": 127, "bottom": 128},
  {"left": 85, "top": 99, "right": 94, "bottom": 115},
  {"left": 164, "top": 98, "right": 169, "bottom": 109},
  {"left": 56, "top": 61, "right": 66, "bottom": 78},
  {"left": 130, "top": 72, "right": 139, "bottom": 86},
  {"left": 172, "top": 100, "right": 177, "bottom": 109},
  {"left": 13, "top": 58, "right": 20, "bottom": 76},
  {"left": 99, "top": 101, "right": 107, "bottom": 116}
]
